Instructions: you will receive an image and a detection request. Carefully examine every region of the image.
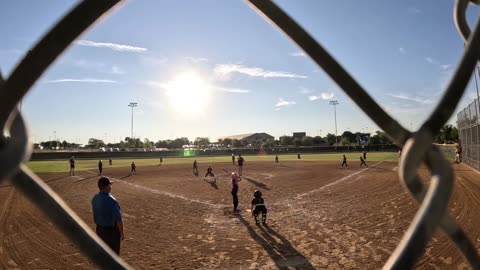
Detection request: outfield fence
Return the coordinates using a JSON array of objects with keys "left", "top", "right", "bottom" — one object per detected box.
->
[
  {"left": 30, "top": 144, "right": 399, "bottom": 161},
  {"left": 1, "top": 0, "right": 480, "bottom": 269},
  {"left": 436, "top": 144, "right": 457, "bottom": 161},
  {"left": 457, "top": 97, "right": 480, "bottom": 170}
]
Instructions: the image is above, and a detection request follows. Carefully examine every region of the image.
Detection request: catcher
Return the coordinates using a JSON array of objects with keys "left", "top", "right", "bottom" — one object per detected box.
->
[
  {"left": 205, "top": 165, "right": 215, "bottom": 178},
  {"left": 251, "top": 190, "right": 267, "bottom": 224}
]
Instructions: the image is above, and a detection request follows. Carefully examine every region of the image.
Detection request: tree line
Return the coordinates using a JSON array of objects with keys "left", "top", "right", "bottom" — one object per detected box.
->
[{"left": 35, "top": 125, "right": 458, "bottom": 150}]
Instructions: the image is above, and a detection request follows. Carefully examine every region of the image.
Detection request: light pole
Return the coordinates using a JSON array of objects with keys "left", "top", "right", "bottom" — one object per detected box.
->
[
  {"left": 128, "top": 102, "right": 138, "bottom": 139},
  {"left": 330, "top": 100, "right": 339, "bottom": 145},
  {"left": 473, "top": 66, "right": 480, "bottom": 101}
]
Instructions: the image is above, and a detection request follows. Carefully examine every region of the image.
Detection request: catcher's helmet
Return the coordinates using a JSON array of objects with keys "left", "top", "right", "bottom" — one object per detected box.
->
[{"left": 254, "top": 190, "right": 262, "bottom": 198}]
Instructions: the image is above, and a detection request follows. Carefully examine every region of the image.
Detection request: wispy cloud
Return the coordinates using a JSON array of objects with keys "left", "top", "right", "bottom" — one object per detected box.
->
[
  {"left": 299, "top": 87, "right": 314, "bottom": 94},
  {"left": 111, "top": 65, "right": 125, "bottom": 74},
  {"left": 75, "top": 40, "right": 147, "bottom": 52},
  {"left": 214, "top": 86, "right": 250, "bottom": 93},
  {"left": 309, "top": 92, "right": 335, "bottom": 101},
  {"left": 387, "top": 93, "right": 434, "bottom": 104},
  {"left": 275, "top": 98, "right": 296, "bottom": 110},
  {"left": 399, "top": 47, "right": 407, "bottom": 54},
  {"left": 45, "top": 78, "right": 117, "bottom": 83},
  {"left": 214, "top": 64, "right": 307, "bottom": 79},
  {"left": 426, "top": 57, "right": 451, "bottom": 73},
  {"left": 73, "top": 59, "right": 126, "bottom": 74},
  {"left": 440, "top": 64, "right": 451, "bottom": 70},
  {"left": 426, "top": 57, "right": 439, "bottom": 65},
  {"left": 144, "top": 81, "right": 250, "bottom": 94},
  {"left": 290, "top": 51, "right": 306, "bottom": 57},
  {"left": 185, "top": 57, "right": 208, "bottom": 63}
]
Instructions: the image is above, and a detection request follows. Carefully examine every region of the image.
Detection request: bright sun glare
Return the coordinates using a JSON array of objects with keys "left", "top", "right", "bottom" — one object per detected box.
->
[{"left": 165, "top": 72, "right": 210, "bottom": 114}]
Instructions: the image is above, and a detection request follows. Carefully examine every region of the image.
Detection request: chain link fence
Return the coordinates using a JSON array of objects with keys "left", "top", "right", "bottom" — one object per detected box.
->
[
  {"left": 1, "top": 0, "right": 480, "bottom": 269},
  {"left": 458, "top": 97, "right": 480, "bottom": 170}
]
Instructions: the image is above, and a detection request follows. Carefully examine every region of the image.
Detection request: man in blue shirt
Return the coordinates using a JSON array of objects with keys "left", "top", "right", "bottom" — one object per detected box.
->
[{"left": 91, "top": 177, "right": 124, "bottom": 255}]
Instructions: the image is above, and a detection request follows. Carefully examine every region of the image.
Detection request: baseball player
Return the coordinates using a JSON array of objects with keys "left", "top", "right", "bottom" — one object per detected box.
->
[
  {"left": 193, "top": 160, "right": 198, "bottom": 175},
  {"left": 231, "top": 172, "right": 242, "bottom": 214},
  {"left": 341, "top": 155, "right": 348, "bottom": 168},
  {"left": 251, "top": 190, "right": 267, "bottom": 224},
  {"left": 360, "top": 156, "right": 368, "bottom": 167},
  {"left": 130, "top": 162, "right": 136, "bottom": 175},
  {"left": 69, "top": 156, "right": 75, "bottom": 176},
  {"left": 98, "top": 160, "right": 103, "bottom": 176},
  {"left": 205, "top": 166, "right": 214, "bottom": 178},
  {"left": 237, "top": 154, "right": 245, "bottom": 176}
]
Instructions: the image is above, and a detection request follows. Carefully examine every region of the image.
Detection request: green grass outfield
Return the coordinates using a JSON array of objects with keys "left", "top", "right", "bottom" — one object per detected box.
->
[{"left": 26, "top": 152, "right": 401, "bottom": 173}]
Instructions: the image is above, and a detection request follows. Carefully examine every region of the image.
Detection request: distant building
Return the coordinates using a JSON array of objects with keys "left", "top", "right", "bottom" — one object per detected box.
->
[
  {"left": 293, "top": 132, "right": 306, "bottom": 139},
  {"left": 218, "top": 133, "right": 274, "bottom": 146}
]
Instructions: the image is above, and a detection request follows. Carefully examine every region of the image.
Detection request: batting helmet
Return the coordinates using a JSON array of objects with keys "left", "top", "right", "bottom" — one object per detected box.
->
[{"left": 254, "top": 190, "right": 262, "bottom": 198}]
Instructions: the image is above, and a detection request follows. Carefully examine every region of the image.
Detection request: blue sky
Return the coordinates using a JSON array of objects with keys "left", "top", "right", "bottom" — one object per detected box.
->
[{"left": 1, "top": 0, "right": 479, "bottom": 145}]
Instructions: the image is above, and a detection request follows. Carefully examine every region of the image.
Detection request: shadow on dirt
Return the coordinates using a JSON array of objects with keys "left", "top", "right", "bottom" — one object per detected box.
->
[
  {"left": 43, "top": 175, "right": 71, "bottom": 183},
  {"left": 277, "top": 164, "right": 292, "bottom": 168},
  {"left": 73, "top": 175, "right": 98, "bottom": 183},
  {"left": 243, "top": 177, "right": 270, "bottom": 190},
  {"left": 368, "top": 166, "right": 395, "bottom": 173},
  {"left": 203, "top": 178, "right": 218, "bottom": 189},
  {"left": 237, "top": 215, "right": 314, "bottom": 270},
  {"left": 120, "top": 174, "right": 132, "bottom": 179}
]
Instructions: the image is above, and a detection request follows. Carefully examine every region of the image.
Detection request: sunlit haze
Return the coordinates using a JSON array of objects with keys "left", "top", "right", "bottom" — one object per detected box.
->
[{"left": 164, "top": 72, "right": 210, "bottom": 114}]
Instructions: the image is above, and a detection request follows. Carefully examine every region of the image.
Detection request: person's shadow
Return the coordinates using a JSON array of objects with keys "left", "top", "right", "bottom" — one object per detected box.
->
[
  {"left": 278, "top": 164, "right": 292, "bottom": 168},
  {"left": 73, "top": 175, "right": 98, "bottom": 183},
  {"left": 243, "top": 177, "right": 270, "bottom": 190},
  {"left": 203, "top": 178, "right": 218, "bottom": 189},
  {"left": 236, "top": 215, "right": 314, "bottom": 269},
  {"left": 44, "top": 175, "right": 71, "bottom": 183}
]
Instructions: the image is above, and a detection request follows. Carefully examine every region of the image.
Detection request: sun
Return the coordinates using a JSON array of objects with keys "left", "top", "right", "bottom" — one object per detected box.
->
[{"left": 164, "top": 72, "right": 210, "bottom": 114}]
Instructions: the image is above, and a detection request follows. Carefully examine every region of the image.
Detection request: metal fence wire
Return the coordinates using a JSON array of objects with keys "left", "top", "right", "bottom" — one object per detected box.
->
[
  {"left": 458, "top": 97, "right": 480, "bottom": 170},
  {"left": 1, "top": 0, "right": 480, "bottom": 269}
]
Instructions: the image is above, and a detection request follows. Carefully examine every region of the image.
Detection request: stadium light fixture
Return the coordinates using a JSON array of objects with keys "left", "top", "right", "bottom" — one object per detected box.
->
[
  {"left": 128, "top": 102, "right": 138, "bottom": 139},
  {"left": 329, "top": 100, "right": 339, "bottom": 145}
]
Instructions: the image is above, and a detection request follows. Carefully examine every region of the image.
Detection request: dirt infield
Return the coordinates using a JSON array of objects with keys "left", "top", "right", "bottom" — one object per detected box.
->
[{"left": 0, "top": 160, "right": 479, "bottom": 269}]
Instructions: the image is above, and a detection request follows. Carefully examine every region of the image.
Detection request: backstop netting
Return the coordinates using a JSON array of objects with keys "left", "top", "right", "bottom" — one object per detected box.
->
[{"left": 457, "top": 97, "right": 480, "bottom": 170}]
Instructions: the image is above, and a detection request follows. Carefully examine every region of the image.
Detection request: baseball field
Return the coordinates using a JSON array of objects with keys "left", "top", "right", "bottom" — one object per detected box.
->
[{"left": 0, "top": 152, "right": 478, "bottom": 269}]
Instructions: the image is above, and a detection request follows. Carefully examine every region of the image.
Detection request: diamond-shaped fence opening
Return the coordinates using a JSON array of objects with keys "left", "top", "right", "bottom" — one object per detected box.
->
[{"left": 1, "top": 0, "right": 480, "bottom": 269}]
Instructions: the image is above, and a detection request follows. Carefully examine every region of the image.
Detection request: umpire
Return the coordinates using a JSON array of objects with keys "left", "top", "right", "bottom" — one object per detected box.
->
[{"left": 91, "top": 177, "right": 124, "bottom": 255}]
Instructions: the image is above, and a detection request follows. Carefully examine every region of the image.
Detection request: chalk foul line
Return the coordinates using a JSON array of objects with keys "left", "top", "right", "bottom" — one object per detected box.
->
[{"left": 294, "top": 161, "right": 384, "bottom": 200}]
